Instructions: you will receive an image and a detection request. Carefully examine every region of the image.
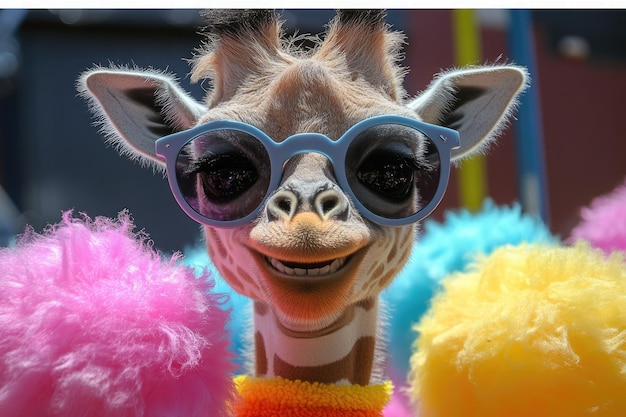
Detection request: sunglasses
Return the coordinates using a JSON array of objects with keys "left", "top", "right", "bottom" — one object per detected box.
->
[{"left": 155, "top": 115, "right": 460, "bottom": 228}]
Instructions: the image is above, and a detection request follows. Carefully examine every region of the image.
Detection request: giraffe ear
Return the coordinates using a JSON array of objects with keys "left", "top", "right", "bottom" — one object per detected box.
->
[
  {"left": 408, "top": 65, "right": 529, "bottom": 161},
  {"left": 78, "top": 68, "right": 206, "bottom": 168}
]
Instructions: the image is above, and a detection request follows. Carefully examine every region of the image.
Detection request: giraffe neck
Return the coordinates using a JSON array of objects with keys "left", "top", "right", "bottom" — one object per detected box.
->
[{"left": 252, "top": 297, "right": 384, "bottom": 386}]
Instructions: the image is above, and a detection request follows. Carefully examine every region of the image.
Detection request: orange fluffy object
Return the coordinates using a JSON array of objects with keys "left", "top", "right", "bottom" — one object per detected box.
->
[
  {"left": 409, "top": 243, "right": 626, "bottom": 417},
  {"left": 233, "top": 376, "right": 392, "bottom": 417}
]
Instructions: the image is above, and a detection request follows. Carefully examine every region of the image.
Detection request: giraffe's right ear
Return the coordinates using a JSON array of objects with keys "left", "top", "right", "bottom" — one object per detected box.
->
[
  {"left": 408, "top": 65, "right": 528, "bottom": 162},
  {"left": 78, "top": 68, "right": 206, "bottom": 168}
]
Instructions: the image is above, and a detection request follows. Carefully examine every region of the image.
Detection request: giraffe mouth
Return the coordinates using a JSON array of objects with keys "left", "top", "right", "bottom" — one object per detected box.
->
[{"left": 266, "top": 256, "right": 349, "bottom": 277}]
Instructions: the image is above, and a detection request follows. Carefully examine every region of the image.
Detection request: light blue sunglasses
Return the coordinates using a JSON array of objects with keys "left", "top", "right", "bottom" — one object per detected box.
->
[{"left": 156, "top": 115, "right": 460, "bottom": 228}]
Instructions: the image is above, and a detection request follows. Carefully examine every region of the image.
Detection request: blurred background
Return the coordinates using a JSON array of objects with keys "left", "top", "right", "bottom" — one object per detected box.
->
[{"left": 0, "top": 9, "right": 624, "bottom": 252}]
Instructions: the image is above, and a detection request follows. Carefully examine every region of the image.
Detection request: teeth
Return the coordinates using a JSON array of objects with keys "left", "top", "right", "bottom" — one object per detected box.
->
[
  {"left": 268, "top": 257, "right": 347, "bottom": 277},
  {"left": 330, "top": 258, "right": 343, "bottom": 273}
]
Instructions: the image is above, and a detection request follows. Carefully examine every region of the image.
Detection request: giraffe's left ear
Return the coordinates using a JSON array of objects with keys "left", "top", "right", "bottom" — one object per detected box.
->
[
  {"left": 78, "top": 67, "right": 206, "bottom": 168},
  {"left": 408, "top": 65, "right": 529, "bottom": 161}
]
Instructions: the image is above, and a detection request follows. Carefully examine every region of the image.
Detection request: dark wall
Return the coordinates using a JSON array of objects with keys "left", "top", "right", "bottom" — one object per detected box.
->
[
  {"left": 403, "top": 10, "right": 626, "bottom": 238},
  {"left": 533, "top": 11, "right": 626, "bottom": 237},
  {"left": 8, "top": 11, "right": 207, "bottom": 252}
]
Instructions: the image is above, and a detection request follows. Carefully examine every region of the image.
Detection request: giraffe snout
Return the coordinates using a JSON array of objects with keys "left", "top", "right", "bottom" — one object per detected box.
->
[{"left": 267, "top": 188, "right": 349, "bottom": 222}]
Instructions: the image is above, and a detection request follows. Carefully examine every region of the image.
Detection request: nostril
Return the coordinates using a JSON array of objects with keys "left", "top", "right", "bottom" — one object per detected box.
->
[
  {"left": 267, "top": 190, "right": 298, "bottom": 220},
  {"left": 315, "top": 189, "right": 348, "bottom": 220},
  {"left": 277, "top": 198, "right": 292, "bottom": 215},
  {"left": 321, "top": 196, "right": 338, "bottom": 215}
]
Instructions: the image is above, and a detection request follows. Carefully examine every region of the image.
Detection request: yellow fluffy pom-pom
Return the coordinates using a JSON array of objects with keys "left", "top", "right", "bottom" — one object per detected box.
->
[{"left": 409, "top": 243, "right": 626, "bottom": 417}]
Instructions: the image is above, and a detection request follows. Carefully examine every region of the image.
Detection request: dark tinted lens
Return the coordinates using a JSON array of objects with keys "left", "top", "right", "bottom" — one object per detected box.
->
[
  {"left": 345, "top": 124, "right": 441, "bottom": 219},
  {"left": 415, "top": 138, "right": 440, "bottom": 210},
  {"left": 175, "top": 129, "right": 270, "bottom": 221}
]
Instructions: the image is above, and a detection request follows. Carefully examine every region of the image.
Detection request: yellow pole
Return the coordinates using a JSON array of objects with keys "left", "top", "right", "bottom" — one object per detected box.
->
[{"left": 453, "top": 9, "right": 487, "bottom": 212}]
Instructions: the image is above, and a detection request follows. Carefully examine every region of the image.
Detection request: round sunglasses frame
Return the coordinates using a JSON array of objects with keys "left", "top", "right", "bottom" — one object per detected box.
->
[{"left": 155, "top": 114, "right": 460, "bottom": 228}]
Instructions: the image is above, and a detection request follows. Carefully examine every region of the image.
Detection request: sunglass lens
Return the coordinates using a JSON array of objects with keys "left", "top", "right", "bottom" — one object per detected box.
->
[
  {"left": 174, "top": 129, "right": 270, "bottom": 222},
  {"left": 345, "top": 124, "right": 441, "bottom": 219}
]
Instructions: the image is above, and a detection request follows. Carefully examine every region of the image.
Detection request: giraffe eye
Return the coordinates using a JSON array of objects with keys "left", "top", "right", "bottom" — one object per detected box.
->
[
  {"left": 357, "top": 152, "right": 415, "bottom": 200},
  {"left": 195, "top": 152, "right": 259, "bottom": 203}
]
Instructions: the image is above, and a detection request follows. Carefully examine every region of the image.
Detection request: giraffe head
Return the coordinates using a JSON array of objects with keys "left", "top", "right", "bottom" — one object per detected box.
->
[{"left": 79, "top": 10, "right": 527, "bottom": 332}]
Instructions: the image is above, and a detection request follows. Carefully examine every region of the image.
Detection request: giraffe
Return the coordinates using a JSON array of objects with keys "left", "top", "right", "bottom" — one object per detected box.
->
[{"left": 79, "top": 9, "right": 527, "bottom": 391}]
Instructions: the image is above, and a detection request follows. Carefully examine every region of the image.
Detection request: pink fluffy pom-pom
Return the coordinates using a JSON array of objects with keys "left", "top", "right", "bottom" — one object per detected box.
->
[
  {"left": 569, "top": 178, "right": 626, "bottom": 254},
  {"left": 0, "top": 211, "right": 234, "bottom": 417}
]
